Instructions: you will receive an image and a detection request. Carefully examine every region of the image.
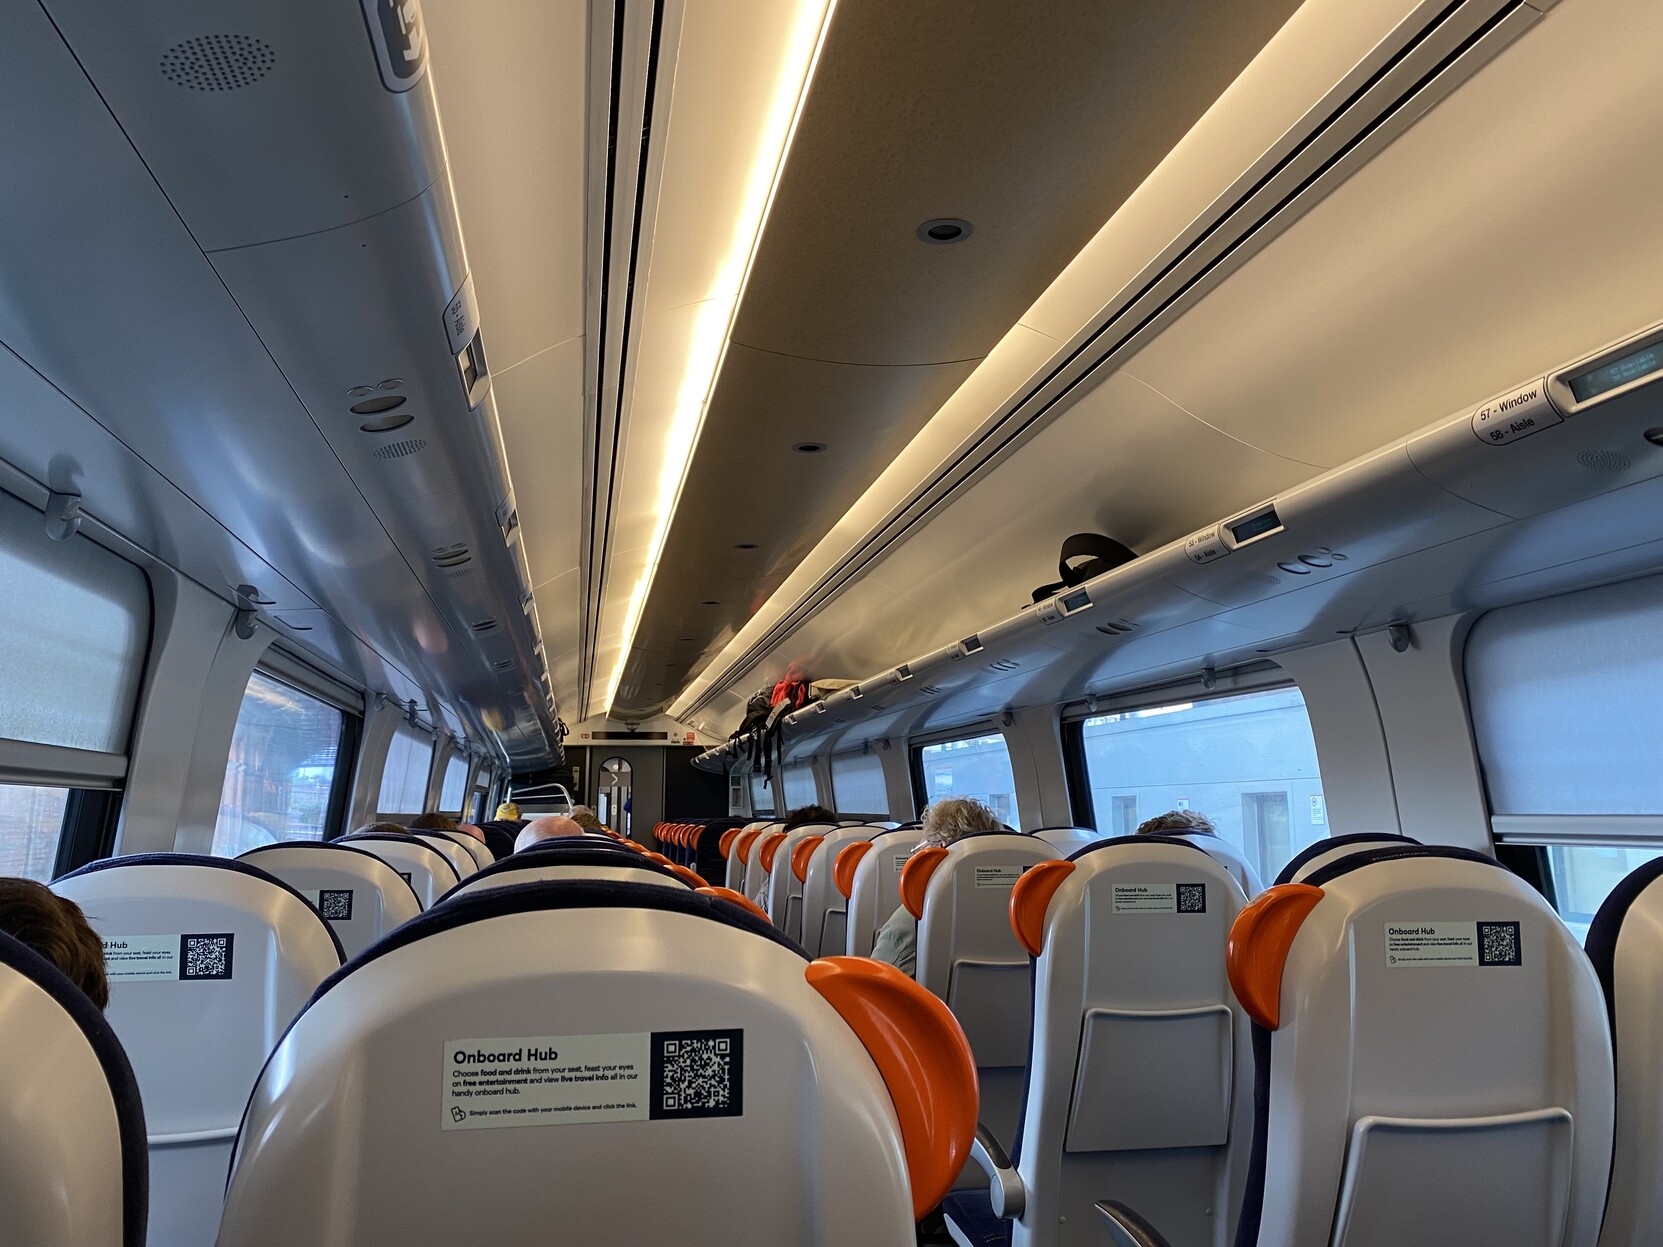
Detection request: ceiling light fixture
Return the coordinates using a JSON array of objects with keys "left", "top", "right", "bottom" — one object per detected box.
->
[
  {"left": 918, "top": 218, "right": 972, "bottom": 244},
  {"left": 599, "top": 0, "right": 841, "bottom": 717}
]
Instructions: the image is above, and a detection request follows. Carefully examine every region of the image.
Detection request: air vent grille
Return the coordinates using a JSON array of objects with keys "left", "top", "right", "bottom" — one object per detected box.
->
[
  {"left": 491, "top": 660, "right": 513, "bottom": 671},
  {"left": 160, "top": 35, "right": 275, "bottom": 91},
  {"left": 988, "top": 659, "right": 1021, "bottom": 672},
  {"left": 1096, "top": 618, "right": 1139, "bottom": 636},
  {"left": 470, "top": 618, "right": 500, "bottom": 634},
  {"left": 372, "top": 438, "right": 426, "bottom": 460},
  {"left": 918, "top": 684, "right": 942, "bottom": 697},
  {"left": 432, "top": 544, "right": 472, "bottom": 568}
]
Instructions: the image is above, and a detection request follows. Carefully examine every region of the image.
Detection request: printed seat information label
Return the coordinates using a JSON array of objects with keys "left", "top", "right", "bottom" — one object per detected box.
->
[
  {"left": 102, "top": 934, "right": 236, "bottom": 981},
  {"left": 443, "top": 1029, "right": 744, "bottom": 1130},
  {"left": 974, "top": 866, "right": 1024, "bottom": 889},
  {"left": 1112, "top": 884, "right": 1207, "bottom": 914},
  {"left": 1385, "top": 921, "right": 1522, "bottom": 967}
]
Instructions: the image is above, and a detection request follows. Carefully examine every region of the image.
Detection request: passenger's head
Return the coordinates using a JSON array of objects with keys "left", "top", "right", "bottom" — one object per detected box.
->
[
  {"left": 0, "top": 879, "right": 108, "bottom": 1010},
  {"left": 495, "top": 801, "right": 521, "bottom": 821},
  {"left": 454, "top": 822, "right": 486, "bottom": 844},
  {"left": 1135, "top": 809, "right": 1216, "bottom": 837},
  {"left": 355, "top": 821, "right": 411, "bottom": 836},
  {"left": 568, "top": 805, "right": 605, "bottom": 832},
  {"left": 919, "top": 796, "right": 1000, "bottom": 850},
  {"left": 782, "top": 804, "right": 837, "bottom": 831},
  {"left": 409, "top": 813, "right": 458, "bottom": 831},
  {"left": 514, "top": 816, "right": 584, "bottom": 852}
]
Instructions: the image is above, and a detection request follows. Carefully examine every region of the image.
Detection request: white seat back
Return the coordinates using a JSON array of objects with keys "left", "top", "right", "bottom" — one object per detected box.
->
[
  {"left": 55, "top": 854, "right": 343, "bottom": 1247},
  {"left": 239, "top": 841, "right": 423, "bottom": 959},
  {"left": 722, "top": 828, "right": 759, "bottom": 892},
  {"left": 415, "top": 833, "right": 479, "bottom": 880},
  {"left": 1029, "top": 826, "right": 1100, "bottom": 855},
  {"left": 1231, "top": 845, "right": 1612, "bottom": 1247},
  {"left": 1585, "top": 856, "right": 1663, "bottom": 1247},
  {"left": 338, "top": 833, "right": 461, "bottom": 908},
  {"left": 800, "top": 824, "right": 881, "bottom": 957},
  {"left": 1272, "top": 832, "right": 1419, "bottom": 885},
  {"left": 845, "top": 829, "right": 924, "bottom": 956},
  {"left": 436, "top": 830, "right": 495, "bottom": 870},
  {"left": 764, "top": 823, "right": 836, "bottom": 938},
  {"left": 0, "top": 931, "right": 146, "bottom": 1247},
  {"left": 1007, "top": 836, "right": 1252, "bottom": 1247},
  {"left": 217, "top": 880, "right": 978, "bottom": 1245},
  {"left": 1173, "top": 831, "right": 1264, "bottom": 897},
  {"left": 442, "top": 848, "right": 691, "bottom": 902},
  {"left": 743, "top": 825, "right": 786, "bottom": 902},
  {"left": 913, "top": 833, "right": 1060, "bottom": 1143}
]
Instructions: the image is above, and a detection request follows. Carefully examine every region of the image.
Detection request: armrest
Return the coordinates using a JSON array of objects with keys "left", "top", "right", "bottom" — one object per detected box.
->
[
  {"left": 1095, "top": 1201, "right": 1173, "bottom": 1247},
  {"left": 967, "top": 1124, "right": 1025, "bottom": 1220}
]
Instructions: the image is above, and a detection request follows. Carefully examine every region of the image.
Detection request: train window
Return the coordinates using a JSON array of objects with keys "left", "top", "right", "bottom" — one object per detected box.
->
[
  {"left": 0, "top": 783, "right": 71, "bottom": 881},
  {"left": 439, "top": 753, "right": 469, "bottom": 814},
  {"left": 748, "top": 770, "right": 774, "bottom": 817},
  {"left": 781, "top": 762, "right": 817, "bottom": 809},
  {"left": 914, "top": 731, "right": 1020, "bottom": 829},
  {"left": 1545, "top": 844, "right": 1663, "bottom": 943},
  {"left": 377, "top": 723, "right": 433, "bottom": 816},
  {"left": 211, "top": 671, "right": 347, "bottom": 857},
  {"left": 1071, "top": 686, "right": 1326, "bottom": 882},
  {"left": 830, "top": 750, "right": 888, "bottom": 816},
  {"left": 0, "top": 486, "right": 149, "bottom": 755}
]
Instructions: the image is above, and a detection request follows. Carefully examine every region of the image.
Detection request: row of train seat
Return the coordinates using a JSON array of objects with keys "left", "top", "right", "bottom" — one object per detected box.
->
[
  {"left": 12, "top": 817, "right": 1663, "bottom": 1245},
  {"left": 11, "top": 832, "right": 981, "bottom": 1244}
]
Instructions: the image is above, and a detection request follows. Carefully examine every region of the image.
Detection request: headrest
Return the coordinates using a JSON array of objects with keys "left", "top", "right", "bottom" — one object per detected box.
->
[
  {"left": 1585, "top": 855, "right": 1663, "bottom": 1027},
  {"left": 757, "top": 832, "right": 789, "bottom": 873},
  {"left": 791, "top": 834, "right": 827, "bottom": 883},
  {"left": 58, "top": 851, "right": 345, "bottom": 962},
  {"left": 0, "top": 931, "right": 148, "bottom": 1247},
  {"left": 719, "top": 828, "right": 741, "bottom": 859},
  {"left": 436, "top": 849, "right": 682, "bottom": 905},
  {"left": 304, "top": 879, "right": 810, "bottom": 1015},
  {"left": 834, "top": 841, "right": 874, "bottom": 899},
  {"left": 1272, "top": 832, "right": 1420, "bottom": 885}
]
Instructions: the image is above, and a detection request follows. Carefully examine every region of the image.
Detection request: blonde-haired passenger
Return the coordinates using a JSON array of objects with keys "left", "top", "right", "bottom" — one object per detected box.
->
[{"left": 870, "top": 796, "right": 1000, "bottom": 977}]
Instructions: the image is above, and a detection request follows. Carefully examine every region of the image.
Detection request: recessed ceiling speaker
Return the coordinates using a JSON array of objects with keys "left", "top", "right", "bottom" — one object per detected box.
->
[
  {"left": 160, "top": 35, "right": 276, "bottom": 92},
  {"left": 1577, "top": 448, "right": 1631, "bottom": 473}
]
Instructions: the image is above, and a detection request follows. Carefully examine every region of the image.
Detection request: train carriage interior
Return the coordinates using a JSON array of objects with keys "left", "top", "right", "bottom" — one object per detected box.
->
[{"left": 4, "top": 0, "right": 1663, "bottom": 1243}]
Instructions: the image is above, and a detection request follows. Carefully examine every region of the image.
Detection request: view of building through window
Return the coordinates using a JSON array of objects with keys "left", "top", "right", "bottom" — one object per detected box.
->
[
  {"left": 917, "top": 732, "right": 1020, "bottom": 829},
  {"left": 211, "top": 672, "right": 344, "bottom": 857},
  {"left": 1078, "top": 686, "right": 1326, "bottom": 882},
  {"left": 0, "top": 784, "right": 70, "bottom": 881}
]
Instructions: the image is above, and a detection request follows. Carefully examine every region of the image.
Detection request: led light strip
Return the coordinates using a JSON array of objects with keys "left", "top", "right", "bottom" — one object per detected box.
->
[{"left": 598, "top": 0, "right": 841, "bottom": 717}]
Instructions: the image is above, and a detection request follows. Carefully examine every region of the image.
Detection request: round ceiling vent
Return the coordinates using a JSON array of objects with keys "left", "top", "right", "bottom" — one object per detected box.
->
[
  {"left": 160, "top": 35, "right": 276, "bottom": 92},
  {"left": 918, "top": 218, "right": 973, "bottom": 245},
  {"left": 371, "top": 438, "right": 426, "bottom": 460}
]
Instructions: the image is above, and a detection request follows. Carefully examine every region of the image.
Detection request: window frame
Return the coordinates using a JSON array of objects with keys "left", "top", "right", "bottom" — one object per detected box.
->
[
  {"left": 214, "top": 666, "right": 361, "bottom": 856},
  {"left": 1059, "top": 663, "right": 1293, "bottom": 829},
  {"left": 908, "top": 720, "right": 1017, "bottom": 824}
]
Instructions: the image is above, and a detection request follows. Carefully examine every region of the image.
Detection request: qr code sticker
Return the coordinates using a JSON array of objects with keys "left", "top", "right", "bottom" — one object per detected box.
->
[
  {"left": 1478, "top": 921, "right": 1521, "bottom": 966},
  {"left": 318, "top": 889, "right": 354, "bottom": 921},
  {"left": 650, "top": 1029, "right": 743, "bottom": 1120},
  {"left": 180, "top": 933, "right": 234, "bottom": 981},
  {"left": 1176, "top": 883, "right": 1207, "bottom": 914}
]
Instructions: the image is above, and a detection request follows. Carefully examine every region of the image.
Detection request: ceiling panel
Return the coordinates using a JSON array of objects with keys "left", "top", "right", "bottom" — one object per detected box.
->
[
  {"left": 731, "top": 0, "right": 1304, "bottom": 366},
  {"left": 1122, "top": 0, "right": 1663, "bottom": 468}
]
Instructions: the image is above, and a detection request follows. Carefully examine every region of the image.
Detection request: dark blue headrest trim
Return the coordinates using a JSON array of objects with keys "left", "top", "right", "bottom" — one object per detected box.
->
[
  {"left": 335, "top": 834, "right": 462, "bottom": 888},
  {"left": 1300, "top": 844, "right": 1504, "bottom": 890},
  {"left": 1066, "top": 834, "right": 1211, "bottom": 864},
  {"left": 1272, "top": 833, "right": 1421, "bottom": 887},
  {"left": 435, "top": 849, "right": 677, "bottom": 905},
  {"left": 1027, "top": 825, "right": 1090, "bottom": 835},
  {"left": 0, "top": 930, "right": 148, "bottom": 1247},
  {"left": 518, "top": 837, "right": 639, "bottom": 855},
  {"left": 58, "top": 852, "right": 344, "bottom": 964},
  {"left": 1585, "top": 855, "right": 1663, "bottom": 1034},
  {"left": 953, "top": 830, "right": 1037, "bottom": 845},
  {"left": 238, "top": 841, "right": 423, "bottom": 909}
]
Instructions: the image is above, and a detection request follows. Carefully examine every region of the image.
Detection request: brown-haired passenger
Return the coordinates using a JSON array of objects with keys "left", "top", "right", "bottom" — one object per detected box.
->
[
  {"left": 0, "top": 878, "right": 109, "bottom": 1010},
  {"left": 408, "top": 813, "right": 458, "bottom": 831},
  {"left": 781, "top": 804, "right": 837, "bottom": 831}
]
